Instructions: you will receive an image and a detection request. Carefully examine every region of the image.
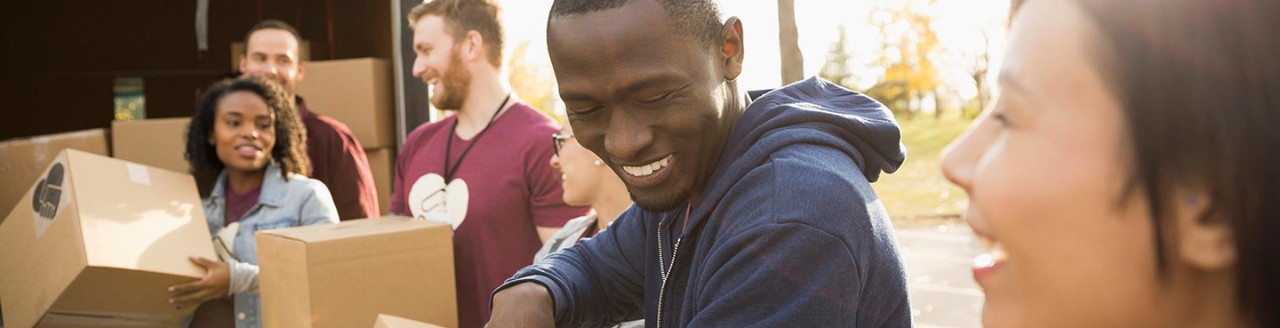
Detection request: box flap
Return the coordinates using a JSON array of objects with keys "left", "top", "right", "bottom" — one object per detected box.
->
[
  {"left": 373, "top": 314, "right": 445, "bottom": 328},
  {"left": 259, "top": 216, "right": 443, "bottom": 244}
]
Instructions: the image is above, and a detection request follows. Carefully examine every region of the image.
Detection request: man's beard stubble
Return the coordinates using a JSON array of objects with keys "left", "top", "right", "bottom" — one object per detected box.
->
[{"left": 431, "top": 51, "right": 472, "bottom": 110}]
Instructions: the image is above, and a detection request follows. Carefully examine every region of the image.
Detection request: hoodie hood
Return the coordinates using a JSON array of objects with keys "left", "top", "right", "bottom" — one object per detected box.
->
[{"left": 688, "top": 76, "right": 906, "bottom": 223}]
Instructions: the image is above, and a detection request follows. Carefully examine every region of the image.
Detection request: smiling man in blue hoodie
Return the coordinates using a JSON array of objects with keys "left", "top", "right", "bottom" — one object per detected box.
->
[{"left": 488, "top": 0, "right": 912, "bottom": 326}]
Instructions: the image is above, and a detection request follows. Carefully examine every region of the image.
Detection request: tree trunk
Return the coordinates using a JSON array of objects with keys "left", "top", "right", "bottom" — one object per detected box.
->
[
  {"left": 934, "top": 88, "right": 944, "bottom": 119},
  {"left": 778, "top": 0, "right": 804, "bottom": 85}
]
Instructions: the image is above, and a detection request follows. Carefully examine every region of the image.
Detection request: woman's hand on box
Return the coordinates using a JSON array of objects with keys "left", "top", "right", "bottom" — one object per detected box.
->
[{"left": 167, "top": 256, "right": 231, "bottom": 308}]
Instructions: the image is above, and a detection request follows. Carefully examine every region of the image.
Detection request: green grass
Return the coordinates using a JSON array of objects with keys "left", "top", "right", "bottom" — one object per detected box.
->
[{"left": 871, "top": 112, "right": 973, "bottom": 224}]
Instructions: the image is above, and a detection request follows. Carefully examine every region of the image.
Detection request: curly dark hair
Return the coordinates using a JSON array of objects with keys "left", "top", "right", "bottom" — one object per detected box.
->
[{"left": 185, "top": 76, "right": 310, "bottom": 188}]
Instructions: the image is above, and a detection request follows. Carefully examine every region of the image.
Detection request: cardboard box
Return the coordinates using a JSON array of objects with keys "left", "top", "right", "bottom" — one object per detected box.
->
[
  {"left": 0, "top": 149, "right": 218, "bottom": 328},
  {"left": 232, "top": 40, "right": 311, "bottom": 71},
  {"left": 0, "top": 129, "right": 110, "bottom": 220},
  {"left": 257, "top": 216, "right": 457, "bottom": 328},
  {"left": 295, "top": 58, "right": 395, "bottom": 148},
  {"left": 112, "top": 118, "right": 192, "bottom": 175},
  {"left": 373, "top": 314, "right": 446, "bottom": 328},
  {"left": 366, "top": 147, "right": 396, "bottom": 215}
]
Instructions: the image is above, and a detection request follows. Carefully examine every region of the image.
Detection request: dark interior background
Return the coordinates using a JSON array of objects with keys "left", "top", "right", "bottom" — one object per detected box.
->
[{"left": 0, "top": 0, "right": 395, "bottom": 140}]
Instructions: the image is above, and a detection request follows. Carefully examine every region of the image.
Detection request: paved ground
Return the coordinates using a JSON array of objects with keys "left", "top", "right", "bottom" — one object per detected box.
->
[{"left": 895, "top": 221, "right": 984, "bottom": 328}]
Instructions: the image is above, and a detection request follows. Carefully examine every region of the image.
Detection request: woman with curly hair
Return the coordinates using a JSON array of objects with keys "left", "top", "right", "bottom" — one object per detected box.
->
[{"left": 168, "top": 76, "right": 339, "bottom": 328}]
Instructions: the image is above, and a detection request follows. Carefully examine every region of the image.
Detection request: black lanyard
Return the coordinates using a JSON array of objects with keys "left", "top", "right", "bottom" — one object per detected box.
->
[{"left": 443, "top": 94, "right": 511, "bottom": 183}]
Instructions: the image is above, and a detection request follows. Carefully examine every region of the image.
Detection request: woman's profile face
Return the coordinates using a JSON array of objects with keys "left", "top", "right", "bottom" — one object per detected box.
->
[
  {"left": 942, "top": 0, "right": 1172, "bottom": 326},
  {"left": 551, "top": 122, "right": 605, "bottom": 206}
]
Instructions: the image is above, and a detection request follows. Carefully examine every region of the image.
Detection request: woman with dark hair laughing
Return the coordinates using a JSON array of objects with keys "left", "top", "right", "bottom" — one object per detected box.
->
[{"left": 943, "top": 0, "right": 1279, "bottom": 326}]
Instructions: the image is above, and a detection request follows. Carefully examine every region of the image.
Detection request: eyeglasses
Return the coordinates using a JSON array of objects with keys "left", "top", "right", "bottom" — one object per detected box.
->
[{"left": 552, "top": 133, "right": 574, "bottom": 156}]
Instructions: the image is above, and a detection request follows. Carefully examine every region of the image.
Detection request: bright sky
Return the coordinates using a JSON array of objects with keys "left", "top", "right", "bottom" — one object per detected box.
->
[{"left": 496, "top": 0, "right": 1010, "bottom": 111}]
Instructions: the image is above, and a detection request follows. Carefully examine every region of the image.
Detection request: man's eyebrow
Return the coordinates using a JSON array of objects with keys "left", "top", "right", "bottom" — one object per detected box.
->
[
  {"left": 619, "top": 73, "right": 684, "bottom": 95},
  {"left": 559, "top": 72, "right": 686, "bottom": 102}
]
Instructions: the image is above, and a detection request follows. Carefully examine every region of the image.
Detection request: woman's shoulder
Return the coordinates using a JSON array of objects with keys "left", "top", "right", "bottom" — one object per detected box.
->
[
  {"left": 282, "top": 173, "right": 328, "bottom": 192},
  {"left": 270, "top": 173, "right": 333, "bottom": 203}
]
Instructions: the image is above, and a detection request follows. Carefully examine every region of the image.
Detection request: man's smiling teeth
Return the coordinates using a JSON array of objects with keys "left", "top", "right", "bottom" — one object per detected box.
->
[{"left": 622, "top": 156, "right": 671, "bottom": 177}]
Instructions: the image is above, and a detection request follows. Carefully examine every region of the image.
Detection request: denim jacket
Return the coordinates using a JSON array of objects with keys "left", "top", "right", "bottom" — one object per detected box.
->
[{"left": 203, "top": 164, "right": 339, "bottom": 328}]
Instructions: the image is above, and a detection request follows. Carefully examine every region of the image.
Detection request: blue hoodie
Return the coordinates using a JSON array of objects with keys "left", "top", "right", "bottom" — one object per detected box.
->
[{"left": 496, "top": 77, "right": 911, "bottom": 327}]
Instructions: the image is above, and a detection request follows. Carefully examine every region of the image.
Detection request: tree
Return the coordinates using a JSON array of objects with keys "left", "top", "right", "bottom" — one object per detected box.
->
[
  {"left": 507, "top": 41, "right": 560, "bottom": 121},
  {"left": 820, "top": 26, "right": 853, "bottom": 87},
  {"left": 966, "top": 27, "right": 993, "bottom": 118},
  {"left": 865, "top": 0, "right": 942, "bottom": 119},
  {"left": 778, "top": 0, "right": 804, "bottom": 85}
]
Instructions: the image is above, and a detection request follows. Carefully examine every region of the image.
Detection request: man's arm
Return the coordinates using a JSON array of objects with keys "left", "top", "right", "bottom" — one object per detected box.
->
[
  {"left": 309, "top": 123, "right": 380, "bottom": 220},
  {"left": 489, "top": 210, "right": 648, "bottom": 327},
  {"left": 488, "top": 282, "right": 554, "bottom": 328}
]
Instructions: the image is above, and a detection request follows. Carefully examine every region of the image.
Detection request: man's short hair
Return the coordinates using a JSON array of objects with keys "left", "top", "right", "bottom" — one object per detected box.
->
[
  {"left": 243, "top": 19, "right": 303, "bottom": 55},
  {"left": 548, "top": 0, "right": 723, "bottom": 47},
  {"left": 407, "top": 0, "right": 506, "bottom": 67}
]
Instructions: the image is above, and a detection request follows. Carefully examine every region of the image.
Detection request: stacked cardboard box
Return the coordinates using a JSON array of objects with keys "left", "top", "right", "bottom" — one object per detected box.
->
[
  {"left": 257, "top": 216, "right": 456, "bottom": 328},
  {"left": 0, "top": 129, "right": 110, "bottom": 221},
  {"left": 0, "top": 149, "right": 219, "bottom": 327},
  {"left": 366, "top": 147, "right": 396, "bottom": 215},
  {"left": 295, "top": 58, "right": 394, "bottom": 149},
  {"left": 294, "top": 58, "right": 398, "bottom": 214},
  {"left": 112, "top": 118, "right": 192, "bottom": 174}
]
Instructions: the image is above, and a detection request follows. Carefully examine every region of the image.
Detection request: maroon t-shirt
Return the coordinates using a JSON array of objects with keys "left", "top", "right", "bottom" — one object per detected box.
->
[
  {"left": 224, "top": 186, "right": 260, "bottom": 225},
  {"left": 297, "top": 98, "right": 380, "bottom": 220},
  {"left": 391, "top": 103, "right": 589, "bottom": 328}
]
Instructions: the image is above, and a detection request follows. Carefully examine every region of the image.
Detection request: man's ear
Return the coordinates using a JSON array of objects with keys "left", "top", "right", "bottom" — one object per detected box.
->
[
  {"left": 463, "top": 30, "right": 485, "bottom": 63},
  {"left": 238, "top": 55, "right": 248, "bottom": 73},
  {"left": 295, "top": 60, "right": 306, "bottom": 83},
  {"left": 720, "top": 16, "right": 745, "bottom": 82},
  {"left": 1174, "top": 189, "right": 1236, "bottom": 270}
]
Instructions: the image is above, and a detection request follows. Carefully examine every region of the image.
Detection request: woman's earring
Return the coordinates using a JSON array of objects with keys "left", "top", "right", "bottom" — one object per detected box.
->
[{"left": 593, "top": 160, "right": 603, "bottom": 166}]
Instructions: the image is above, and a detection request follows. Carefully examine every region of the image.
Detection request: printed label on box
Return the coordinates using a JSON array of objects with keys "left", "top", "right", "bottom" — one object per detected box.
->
[
  {"left": 31, "top": 161, "right": 69, "bottom": 238},
  {"left": 126, "top": 163, "right": 152, "bottom": 186}
]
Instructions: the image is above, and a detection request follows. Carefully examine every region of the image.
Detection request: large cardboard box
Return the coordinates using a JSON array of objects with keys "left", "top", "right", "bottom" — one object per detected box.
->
[
  {"left": 0, "top": 129, "right": 110, "bottom": 220},
  {"left": 295, "top": 58, "right": 395, "bottom": 148},
  {"left": 257, "top": 216, "right": 457, "bottom": 328},
  {"left": 366, "top": 147, "right": 396, "bottom": 215},
  {"left": 0, "top": 149, "right": 219, "bottom": 328},
  {"left": 112, "top": 118, "right": 192, "bottom": 174},
  {"left": 373, "top": 314, "right": 445, "bottom": 328}
]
